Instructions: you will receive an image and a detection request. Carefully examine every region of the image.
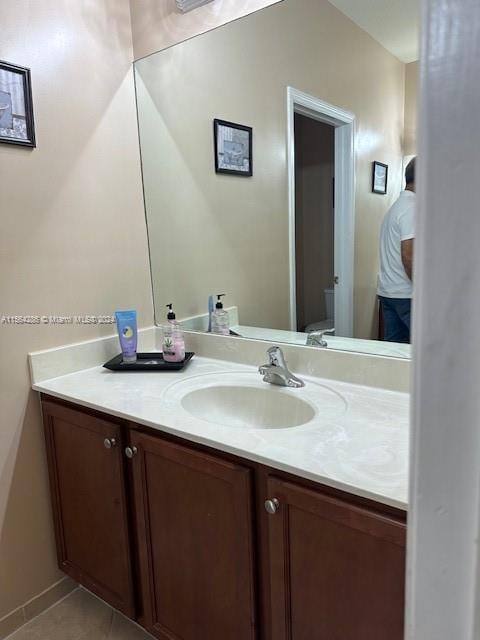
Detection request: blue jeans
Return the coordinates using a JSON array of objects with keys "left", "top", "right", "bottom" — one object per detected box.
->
[{"left": 379, "top": 297, "right": 411, "bottom": 344}]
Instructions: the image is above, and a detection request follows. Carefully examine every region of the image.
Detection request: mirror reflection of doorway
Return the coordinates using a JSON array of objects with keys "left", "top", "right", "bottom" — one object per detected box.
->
[
  {"left": 294, "top": 114, "right": 335, "bottom": 334},
  {"left": 287, "top": 88, "right": 355, "bottom": 338}
]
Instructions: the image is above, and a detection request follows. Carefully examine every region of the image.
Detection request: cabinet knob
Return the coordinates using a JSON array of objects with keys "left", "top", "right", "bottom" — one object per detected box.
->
[
  {"left": 104, "top": 438, "right": 117, "bottom": 449},
  {"left": 264, "top": 498, "right": 280, "bottom": 514},
  {"left": 125, "top": 446, "right": 138, "bottom": 459}
]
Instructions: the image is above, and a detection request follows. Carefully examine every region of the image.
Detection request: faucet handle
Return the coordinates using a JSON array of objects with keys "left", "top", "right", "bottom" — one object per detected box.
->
[
  {"left": 311, "top": 327, "right": 335, "bottom": 337},
  {"left": 260, "top": 346, "right": 305, "bottom": 388},
  {"left": 307, "top": 328, "right": 336, "bottom": 347},
  {"left": 267, "top": 346, "right": 287, "bottom": 368},
  {"left": 319, "top": 328, "right": 335, "bottom": 337}
]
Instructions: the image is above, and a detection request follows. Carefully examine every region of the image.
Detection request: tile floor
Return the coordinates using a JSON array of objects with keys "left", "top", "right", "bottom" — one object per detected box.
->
[{"left": 7, "top": 588, "right": 153, "bottom": 640}]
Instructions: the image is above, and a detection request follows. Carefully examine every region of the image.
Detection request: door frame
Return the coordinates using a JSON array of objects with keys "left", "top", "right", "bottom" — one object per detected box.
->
[{"left": 287, "top": 87, "right": 355, "bottom": 336}]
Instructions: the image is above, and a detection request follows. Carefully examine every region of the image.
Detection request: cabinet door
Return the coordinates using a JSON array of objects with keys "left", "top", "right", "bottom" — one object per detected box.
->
[
  {"left": 266, "top": 477, "right": 406, "bottom": 640},
  {"left": 129, "top": 431, "right": 257, "bottom": 640},
  {"left": 43, "top": 401, "right": 135, "bottom": 617}
]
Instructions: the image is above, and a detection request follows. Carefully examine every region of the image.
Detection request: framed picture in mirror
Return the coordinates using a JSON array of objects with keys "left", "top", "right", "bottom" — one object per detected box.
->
[
  {"left": 372, "top": 161, "right": 388, "bottom": 194},
  {"left": 214, "top": 119, "right": 252, "bottom": 176},
  {"left": 0, "top": 61, "right": 36, "bottom": 148}
]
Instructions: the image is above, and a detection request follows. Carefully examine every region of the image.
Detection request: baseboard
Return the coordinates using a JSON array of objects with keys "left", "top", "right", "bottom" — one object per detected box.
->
[{"left": 0, "top": 576, "right": 77, "bottom": 639}]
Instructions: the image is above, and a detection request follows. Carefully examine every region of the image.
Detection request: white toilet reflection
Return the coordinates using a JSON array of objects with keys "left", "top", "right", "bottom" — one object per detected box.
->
[{"left": 305, "top": 288, "right": 335, "bottom": 334}]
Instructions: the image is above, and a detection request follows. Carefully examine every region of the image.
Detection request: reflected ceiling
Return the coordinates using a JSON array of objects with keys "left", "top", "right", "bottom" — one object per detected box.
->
[{"left": 328, "top": 0, "right": 419, "bottom": 63}]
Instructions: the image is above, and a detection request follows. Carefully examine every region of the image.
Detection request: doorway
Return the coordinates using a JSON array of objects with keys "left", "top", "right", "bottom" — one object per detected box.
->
[
  {"left": 287, "top": 87, "right": 355, "bottom": 337},
  {"left": 294, "top": 114, "right": 335, "bottom": 333}
]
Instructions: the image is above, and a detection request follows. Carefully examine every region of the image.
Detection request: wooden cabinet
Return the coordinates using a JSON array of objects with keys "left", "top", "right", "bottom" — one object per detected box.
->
[
  {"left": 129, "top": 431, "right": 257, "bottom": 640},
  {"left": 42, "top": 401, "right": 135, "bottom": 617},
  {"left": 42, "top": 397, "right": 406, "bottom": 640},
  {"left": 265, "top": 476, "right": 406, "bottom": 640}
]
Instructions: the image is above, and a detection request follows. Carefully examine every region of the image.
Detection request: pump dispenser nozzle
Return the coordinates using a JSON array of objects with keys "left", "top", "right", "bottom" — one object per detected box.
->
[
  {"left": 166, "top": 303, "right": 176, "bottom": 320},
  {"left": 216, "top": 294, "right": 226, "bottom": 309}
]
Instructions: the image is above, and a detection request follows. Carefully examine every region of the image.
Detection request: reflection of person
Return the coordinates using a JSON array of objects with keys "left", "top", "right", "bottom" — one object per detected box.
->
[{"left": 378, "top": 158, "right": 416, "bottom": 343}]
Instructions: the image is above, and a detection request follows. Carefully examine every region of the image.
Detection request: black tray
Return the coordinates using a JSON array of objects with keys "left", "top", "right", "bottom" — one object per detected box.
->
[{"left": 103, "top": 352, "right": 194, "bottom": 372}]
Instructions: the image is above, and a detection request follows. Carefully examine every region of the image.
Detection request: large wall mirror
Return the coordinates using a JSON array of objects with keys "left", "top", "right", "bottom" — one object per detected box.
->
[{"left": 135, "top": 0, "right": 418, "bottom": 359}]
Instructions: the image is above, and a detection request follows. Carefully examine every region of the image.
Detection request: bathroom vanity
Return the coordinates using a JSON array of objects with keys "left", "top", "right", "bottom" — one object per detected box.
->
[
  {"left": 35, "top": 355, "right": 408, "bottom": 640},
  {"left": 73, "top": 7, "right": 416, "bottom": 632}
]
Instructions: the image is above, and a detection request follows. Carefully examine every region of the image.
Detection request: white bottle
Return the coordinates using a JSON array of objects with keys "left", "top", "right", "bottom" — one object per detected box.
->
[
  {"left": 162, "top": 304, "right": 186, "bottom": 362},
  {"left": 211, "top": 294, "right": 230, "bottom": 336}
]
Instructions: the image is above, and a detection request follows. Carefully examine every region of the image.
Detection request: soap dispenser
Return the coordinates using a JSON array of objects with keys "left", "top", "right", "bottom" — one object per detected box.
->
[
  {"left": 211, "top": 294, "right": 230, "bottom": 336},
  {"left": 162, "top": 304, "right": 186, "bottom": 363}
]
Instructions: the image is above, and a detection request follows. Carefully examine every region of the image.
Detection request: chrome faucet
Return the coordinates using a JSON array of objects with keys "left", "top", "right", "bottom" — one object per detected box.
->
[
  {"left": 259, "top": 346, "right": 305, "bottom": 388},
  {"left": 306, "top": 328, "right": 335, "bottom": 347}
]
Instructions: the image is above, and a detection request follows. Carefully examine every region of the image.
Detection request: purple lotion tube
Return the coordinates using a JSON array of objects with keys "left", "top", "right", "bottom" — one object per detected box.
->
[{"left": 115, "top": 310, "right": 138, "bottom": 363}]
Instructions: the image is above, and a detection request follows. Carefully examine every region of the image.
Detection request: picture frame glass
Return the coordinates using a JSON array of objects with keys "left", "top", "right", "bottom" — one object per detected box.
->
[
  {"left": 373, "top": 162, "right": 388, "bottom": 193},
  {"left": 215, "top": 121, "right": 252, "bottom": 174},
  {"left": 0, "top": 67, "right": 28, "bottom": 141}
]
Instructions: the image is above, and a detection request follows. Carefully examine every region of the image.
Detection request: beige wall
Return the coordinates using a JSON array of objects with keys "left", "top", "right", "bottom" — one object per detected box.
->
[
  {"left": 129, "top": 0, "right": 282, "bottom": 60},
  {"left": 0, "top": 0, "right": 153, "bottom": 620},
  {"left": 404, "top": 61, "right": 419, "bottom": 155},
  {"left": 136, "top": 0, "right": 405, "bottom": 337}
]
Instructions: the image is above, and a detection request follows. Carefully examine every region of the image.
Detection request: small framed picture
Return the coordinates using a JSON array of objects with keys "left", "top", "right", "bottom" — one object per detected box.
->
[
  {"left": 0, "top": 61, "right": 36, "bottom": 148},
  {"left": 372, "top": 161, "right": 388, "bottom": 194},
  {"left": 214, "top": 119, "right": 252, "bottom": 177}
]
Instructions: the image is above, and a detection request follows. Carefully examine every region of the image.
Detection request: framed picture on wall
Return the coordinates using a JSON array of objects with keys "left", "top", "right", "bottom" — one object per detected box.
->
[
  {"left": 0, "top": 61, "right": 36, "bottom": 148},
  {"left": 214, "top": 119, "right": 252, "bottom": 176},
  {"left": 372, "top": 161, "right": 388, "bottom": 194}
]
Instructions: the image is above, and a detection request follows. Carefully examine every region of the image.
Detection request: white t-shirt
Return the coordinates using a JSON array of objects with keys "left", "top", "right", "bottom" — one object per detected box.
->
[{"left": 377, "top": 191, "right": 416, "bottom": 299}]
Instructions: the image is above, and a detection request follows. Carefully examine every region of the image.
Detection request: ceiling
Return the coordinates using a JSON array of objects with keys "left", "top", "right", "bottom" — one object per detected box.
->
[{"left": 328, "top": 0, "right": 419, "bottom": 63}]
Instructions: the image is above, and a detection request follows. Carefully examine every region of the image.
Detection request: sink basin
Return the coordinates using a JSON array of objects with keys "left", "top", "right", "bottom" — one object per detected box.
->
[
  {"left": 158, "top": 370, "right": 347, "bottom": 430},
  {"left": 181, "top": 385, "right": 316, "bottom": 429}
]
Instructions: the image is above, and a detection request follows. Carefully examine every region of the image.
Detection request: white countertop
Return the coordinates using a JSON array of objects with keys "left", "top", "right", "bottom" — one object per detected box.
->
[{"left": 33, "top": 356, "right": 409, "bottom": 510}]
